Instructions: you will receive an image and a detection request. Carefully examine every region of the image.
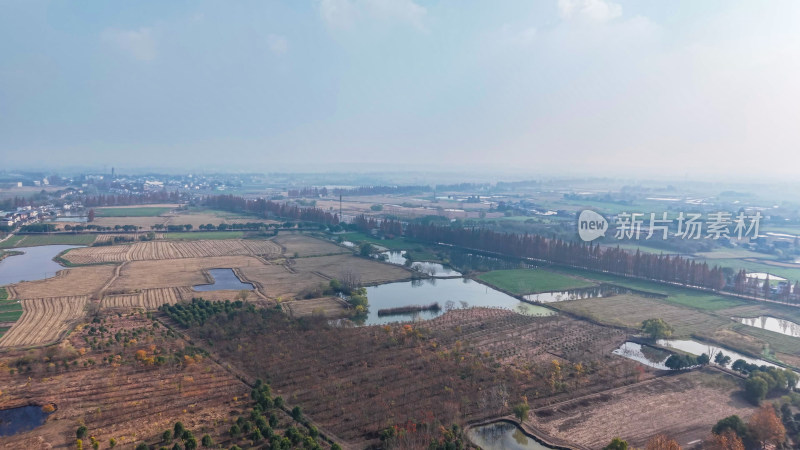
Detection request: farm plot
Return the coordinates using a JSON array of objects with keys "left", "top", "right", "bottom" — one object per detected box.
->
[
  {"left": 0, "top": 313, "right": 251, "bottom": 448},
  {"left": 108, "top": 256, "right": 266, "bottom": 292},
  {"left": 187, "top": 307, "right": 638, "bottom": 447},
  {"left": 238, "top": 263, "right": 329, "bottom": 299},
  {"left": 529, "top": 369, "right": 753, "bottom": 448},
  {"left": 101, "top": 287, "right": 184, "bottom": 310},
  {"left": 274, "top": 233, "right": 351, "bottom": 257},
  {"left": 292, "top": 254, "right": 412, "bottom": 285},
  {"left": 11, "top": 265, "right": 116, "bottom": 299},
  {"left": 552, "top": 294, "right": 731, "bottom": 337},
  {"left": 284, "top": 296, "right": 349, "bottom": 318},
  {"left": 0, "top": 296, "right": 88, "bottom": 347},
  {"left": 427, "top": 308, "right": 626, "bottom": 367},
  {"left": 64, "top": 239, "right": 282, "bottom": 264}
]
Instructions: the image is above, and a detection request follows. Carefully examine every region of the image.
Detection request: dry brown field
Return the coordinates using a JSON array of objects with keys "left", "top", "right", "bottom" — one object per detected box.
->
[
  {"left": 291, "top": 254, "right": 412, "bottom": 285},
  {"left": 186, "top": 307, "right": 639, "bottom": 448},
  {"left": 12, "top": 265, "right": 116, "bottom": 299},
  {"left": 529, "top": 369, "right": 754, "bottom": 448},
  {"left": 283, "top": 296, "right": 349, "bottom": 318},
  {"left": 238, "top": 263, "right": 328, "bottom": 299},
  {"left": 108, "top": 256, "right": 266, "bottom": 292},
  {"left": 63, "top": 239, "right": 281, "bottom": 264},
  {"left": 0, "top": 313, "right": 250, "bottom": 448},
  {"left": 273, "top": 233, "right": 350, "bottom": 257},
  {"left": 553, "top": 294, "right": 731, "bottom": 336},
  {"left": 0, "top": 296, "right": 88, "bottom": 347}
]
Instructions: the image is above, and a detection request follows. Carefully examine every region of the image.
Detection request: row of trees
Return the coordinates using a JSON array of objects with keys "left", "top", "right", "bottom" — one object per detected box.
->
[
  {"left": 202, "top": 195, "right": 340, "bottom": 226},
  {"left": 82, "top": 191, "right": 184, "bottom": 207},
  {"left": 404, "top": 221, "right": 729, "bottom": 291}
]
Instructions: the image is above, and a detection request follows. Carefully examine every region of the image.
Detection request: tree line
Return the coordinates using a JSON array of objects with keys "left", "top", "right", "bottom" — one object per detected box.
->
[{"left": 202, "top": 195, "right": 340, "bottom": 225}]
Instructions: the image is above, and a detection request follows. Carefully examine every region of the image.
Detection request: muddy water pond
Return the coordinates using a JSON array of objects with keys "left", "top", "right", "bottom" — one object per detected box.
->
[
  {"left": 193, "top": 269, "right": 253, "bottom": 291},
  {"left": 468, "top": 421, "right": 557, "bottom": 450},
  {"left": 380, "top": 251, "right": 462, "bottom": 277},
  {"left": 364, "top": 278, "right": 554, "bottom": 325},
  {"left": 0, "top": 405, "right": 52, "bottom": 437},
  {"left": 524, "top": 284, "right": 664, "bottom": 303},
  {"left": 733, "top": 316, "right": 800, "bottom": 338},
  {"left": 0, "top": 245, "right": 82, "bottom": 286}
]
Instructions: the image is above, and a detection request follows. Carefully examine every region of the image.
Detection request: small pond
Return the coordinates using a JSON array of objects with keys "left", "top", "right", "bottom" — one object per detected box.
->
[
  {"left": 0, "top": 405, "right": 52, "bottom": 437},
  {"left": 363, "top": 278, "right": 554, "bottom": 325},
  {"left": 612, "top": 342, "right": 671, "bottom": 370},
  {"left": 380, "top": 251, "right": 462, "bottom": 277},
  {"left": 524, "top": 284, "right": 663, "bottom": 303},
  {"left": 339, "top": 240, "right": 356, "bottom": 248},
  {"left": 656, "top": 339, "right": 780, "bottom": 370},
  {"left": 733, "top": 316, "right": 800, "bottom": 338},
  {"left": 193, "top": 269, "right": 253, "bottom": 291},
  {"left": 468, "top": 421, "right": 556, "bottom": 450},
  {"left": 0, "top": 245, "right": 82, "bottom": 286}
]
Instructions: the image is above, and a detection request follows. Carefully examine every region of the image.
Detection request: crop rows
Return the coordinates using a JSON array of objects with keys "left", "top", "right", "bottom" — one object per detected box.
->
[
  {"left": 64, "top": 239, "right": 282, "bottom": 264},
  {"left": 0, "top": 296, "right": 88, "bottom": 347},
  {"left": 102, "top": 287, "right": 184, "bottom": 310}
]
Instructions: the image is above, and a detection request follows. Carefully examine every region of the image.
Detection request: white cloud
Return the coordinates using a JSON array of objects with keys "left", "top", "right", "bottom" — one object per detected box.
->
[
  {"left": 101, "top": 27, "right": 157, "bottom": 61},
  {"left": 318, "top": 0, "right": 356, "bottom": 29},
  {"left": 317, "top": 0, "right": 427, "bottom": 30},
  {"left": 558, "top": 0, "right": 622, "bottom": 22},
  {"left": 267, "top": 34, "right": 289, "bottom": 55}
]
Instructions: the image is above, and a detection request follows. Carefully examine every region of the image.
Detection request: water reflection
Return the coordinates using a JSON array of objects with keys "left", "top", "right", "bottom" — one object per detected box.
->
[
  {"left": 613, "top": 342, "right": 671, "bottom": 370},
  {"left": 733, "top": 316, "right": 800, "bottom": 338},
  {"left": 468, "top": 421, "right": 555, "bottom": 450},
  {"left": 524, "top": 284, "right": 663, "bottom": 303},
  {"left": 0, "top": 245, "right": 82, "bottom": 286},
  {"left": 364, "top": 278, "right": 555, "bottom": 325}
]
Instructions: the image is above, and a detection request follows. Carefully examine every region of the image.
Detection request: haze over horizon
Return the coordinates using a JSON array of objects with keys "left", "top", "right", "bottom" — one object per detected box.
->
[{"left": 2, "top": 0, "right": 800, "bottom": 177}]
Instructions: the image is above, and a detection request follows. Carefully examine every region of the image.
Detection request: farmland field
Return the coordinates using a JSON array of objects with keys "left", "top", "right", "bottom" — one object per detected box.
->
[
  {"left": 0, "top": 312, "right": 324, "bottom": 449},
  {"left": 274, "top": 233, "right": 352, "bottom": 256},
  {"left": 183, "top": 306, "right": 638, "bottom": 448},
  {"left": 63, "top": 239, "right": 281, "bottom": 264},
  {"left": 552, "top": 294, "right": 731, "bottom": 336},
  {"left": 477, "top": 269, "right": 594, "bottom": 295},
  {"left": 12, "top": 264, "right": 116, "bottom": 299},
  {"left": 0, "top": 296, "right": 88, "bottom": 347},
  {"left": 529, "top": 369, "right": 754, "bottom": 448},
  {"left": 0, "top": 233, "right": 96, "bottom": 248},
  {"left": 283, "top": 296, "right": 349, "bottom": 318},
  {"left": 554, "top": 267, "right": 746, "bottom": 310},
  {"left": 108, "top": 256, "right": 266, "bottom": 292}
]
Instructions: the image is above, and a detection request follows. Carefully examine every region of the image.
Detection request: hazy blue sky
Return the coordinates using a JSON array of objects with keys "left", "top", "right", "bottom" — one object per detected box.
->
[{"left": 2, "top": 1, "right": 799, "bottom": 176}]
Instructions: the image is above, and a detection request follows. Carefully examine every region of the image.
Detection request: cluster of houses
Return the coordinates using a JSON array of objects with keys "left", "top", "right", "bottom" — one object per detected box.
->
[{"left": 1, "top": 203, "right": 83, "bottom": 228}]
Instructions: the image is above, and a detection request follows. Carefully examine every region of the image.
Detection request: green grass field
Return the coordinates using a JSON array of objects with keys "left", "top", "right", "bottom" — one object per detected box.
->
[
  {"left": 553, "top": 267, "right": 746, "bottom": 310},
  {"left": 339, "top": 232, "right": 413, "bottom": 250},
  {"left": 164, "top": 231, "right": 244, "bottom": 240},
  {"left": 95, "top": 206, "right": 172, "bottom": 217},
  {"left": 477, "top": 269, "right": 595, "bottom": 295},
  {"left": 695, "top": 257, "right": 800, "bottom": 282},
  {"left": 0, "top": 288, "right": 22, "bottom": 323},
  {"left": 0, "top": 235, "right": 27, "bottom": 249},
  {"left": 0, "top": 234, "right": 96, "bottom": 248}
]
